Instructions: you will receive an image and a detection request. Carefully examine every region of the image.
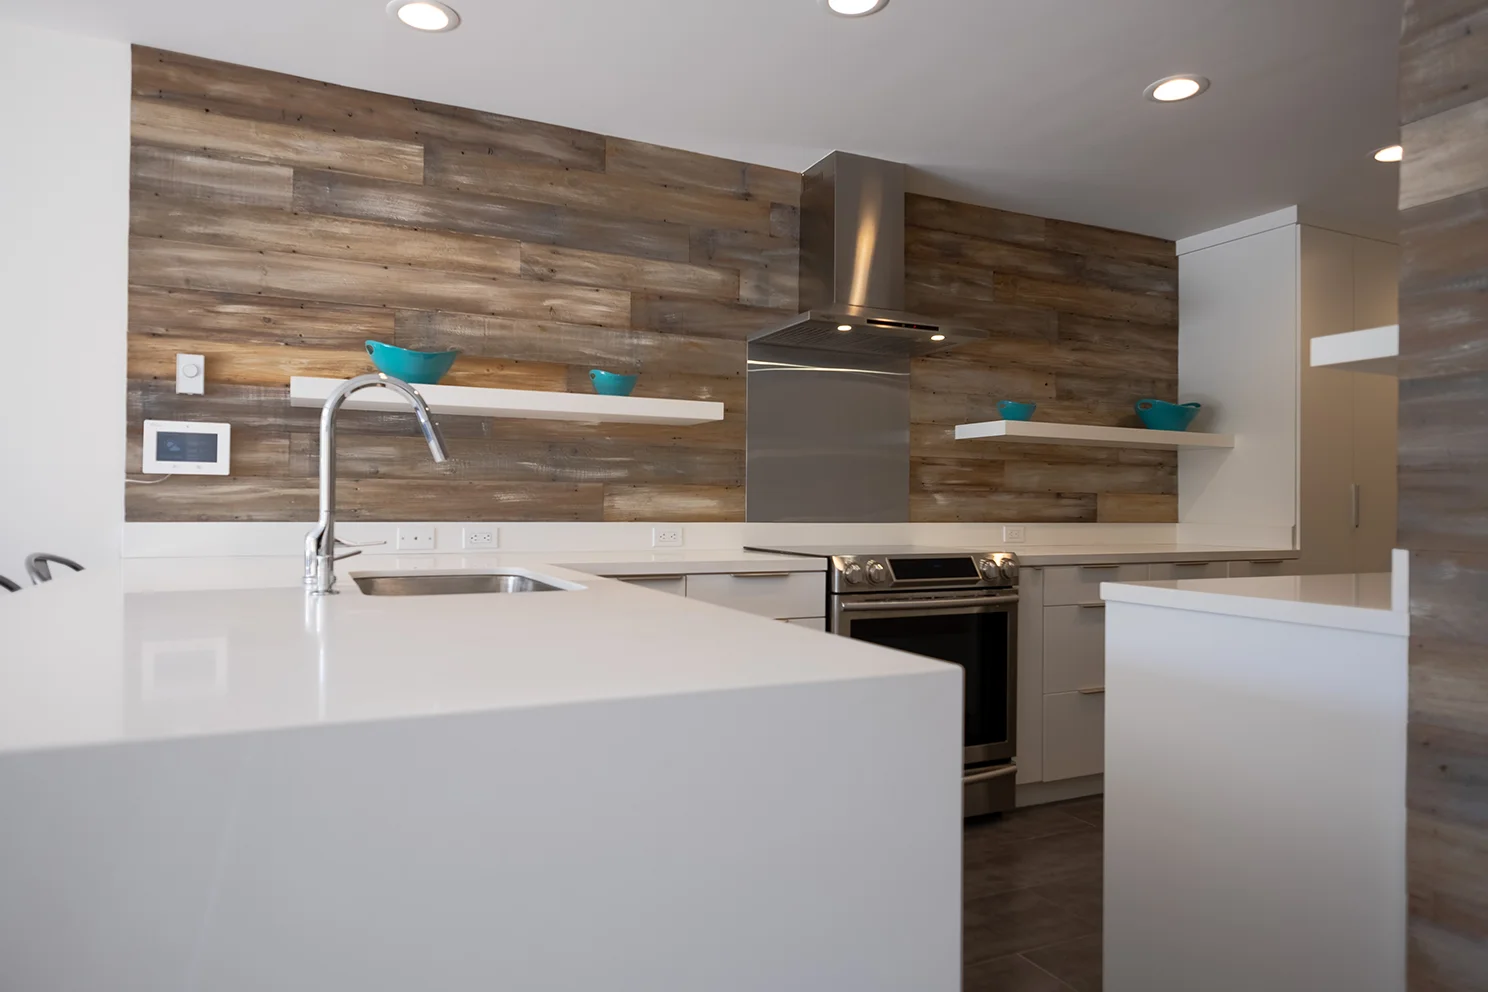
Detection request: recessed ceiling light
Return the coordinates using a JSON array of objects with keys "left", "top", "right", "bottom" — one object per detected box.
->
[
  {"left": 387, "top": 0, "right": 460, "bottom": 31},
  {"left": 930, "top": 334, "right": 947, "bottom": 342},
  {"left": 823, "top": 0, "right": 890, "bottom": 16},
  {"left": 1373, "top": 144, "right": 1403, "bottom": 163},
  {"left": 1144, "top": 75, "right": 1210, "bottom": 103},
  {"left": 837, "top": 324, "right": 853, "bottom": 332}
]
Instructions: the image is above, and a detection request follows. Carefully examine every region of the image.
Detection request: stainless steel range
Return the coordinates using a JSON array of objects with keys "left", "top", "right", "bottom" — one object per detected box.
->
[{"left": 746, "top": 545, "right": 1020, "bottom": 816}]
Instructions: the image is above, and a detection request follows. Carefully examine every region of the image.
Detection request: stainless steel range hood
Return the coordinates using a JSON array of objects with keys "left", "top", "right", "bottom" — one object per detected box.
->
[{"left": 749, "top": 152, "right": 986, "bottom": 358}]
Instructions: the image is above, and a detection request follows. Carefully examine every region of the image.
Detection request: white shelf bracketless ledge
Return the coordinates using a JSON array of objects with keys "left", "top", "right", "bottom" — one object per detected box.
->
[
  {"left": 1309, "top": 324, "right": 1399, "bottom": 375},
  {"left": 954, "top": 420, "right": 1235, "bottom": 450},
  {"left": 289, "top": 377, "right": 724, "bottom": 426}
]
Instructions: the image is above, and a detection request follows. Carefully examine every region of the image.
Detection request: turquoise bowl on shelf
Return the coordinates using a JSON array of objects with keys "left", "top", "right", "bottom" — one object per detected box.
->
[
  {"left": 364, "top": 340, "right": 458, "bottom": 385},
  {"left": 1136, "top": 399, "right": 1202, "bottom": 431},
  {"left": 998, "top": 400, "right": 1038, "bottom": 421},
  {"left": 589, "top": 370, "right": 639, "bottom": 397}
]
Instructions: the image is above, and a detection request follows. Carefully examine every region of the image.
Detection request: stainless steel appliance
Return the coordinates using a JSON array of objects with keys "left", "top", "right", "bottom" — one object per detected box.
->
[
  {"left": 745, "top": 153, "right": 989, "bottom": 523},
  {"left": 746, "top": 545, "right": 1020, "bottom": 816}
]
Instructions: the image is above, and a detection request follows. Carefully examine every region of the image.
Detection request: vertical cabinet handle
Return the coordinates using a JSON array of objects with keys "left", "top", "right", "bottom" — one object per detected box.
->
[{"left": 1351, "top": 483, "right": 1361, "bottom": 529}]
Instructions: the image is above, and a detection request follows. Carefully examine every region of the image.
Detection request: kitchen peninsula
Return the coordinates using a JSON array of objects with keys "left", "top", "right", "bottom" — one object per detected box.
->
[{"left": 0, "top": 556, "right": 961, "bottom": 992}]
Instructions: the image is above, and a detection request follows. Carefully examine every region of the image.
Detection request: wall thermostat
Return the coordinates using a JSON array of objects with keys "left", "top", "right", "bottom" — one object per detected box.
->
[{"left": 142, "top": 420, "right": 231, "bottom": 476}]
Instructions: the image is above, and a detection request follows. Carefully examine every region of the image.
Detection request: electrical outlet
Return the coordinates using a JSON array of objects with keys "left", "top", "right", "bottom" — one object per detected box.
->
[
  {"left": 396, "top": 525, "right": 436, "bottom": 551},
  {"left": 1003, "top": 525, "right": 1027, "bottom": 544},
  {"left": 652, "top": 526, "right": 683, "bottom": 548},
  {"left": 463, "top": 527, "right": 497, "bottom": 550}
]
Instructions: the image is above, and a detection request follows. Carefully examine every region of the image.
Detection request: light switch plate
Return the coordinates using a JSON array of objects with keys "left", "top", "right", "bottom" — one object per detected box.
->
[
  {"left": 396, "top": 525, "right": 436, "bottom": 551},
  {"left": 176, "top": 353, "right": 205, "bottom": 395}
]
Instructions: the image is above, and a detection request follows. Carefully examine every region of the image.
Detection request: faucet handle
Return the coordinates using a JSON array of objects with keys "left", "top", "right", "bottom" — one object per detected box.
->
[
  {"left": 334, "top": 537, "right": 387, "bottom": 548},
  {"left": 332, "top": 549, "right": 365, "bottom": 563}
]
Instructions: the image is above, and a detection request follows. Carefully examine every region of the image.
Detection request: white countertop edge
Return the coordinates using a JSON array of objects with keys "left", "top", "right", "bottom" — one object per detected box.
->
[
  {"left": 1101, "top": 578, "right": 1409, "bottom": 636},
  {"left": 1015, "top": 545, "right": 1297, "bottom": 566}
]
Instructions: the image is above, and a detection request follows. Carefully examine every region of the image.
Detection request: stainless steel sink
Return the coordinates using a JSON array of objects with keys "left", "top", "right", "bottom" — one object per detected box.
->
[{"left": 352, "top": 572, "right": 568, "bottom": 596}]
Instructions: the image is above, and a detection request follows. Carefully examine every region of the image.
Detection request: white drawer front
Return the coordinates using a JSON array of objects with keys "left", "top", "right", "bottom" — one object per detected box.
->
[
  {"left": 1043, "top": 604, "right": 1105, "bottom": 694},
  {"left": 686, "top": 571, "right": 825, "bottom": 620},
  {"left": 1043, "top": 690, "right": 1105, "bottom": 782},
  {"left": 784, "top": 617, "right": 827, "bottom": 632},
  {"left": 1147, "top": 561, "right": 1229, "bottom": 582},
  {"left": 1227, "top": 559, "right": 1299, "bottom": 578},
  {"left": 1043, "top": 564, "right": 1149, "bottom": 606},
  {"left": 617, "top": 576, "right": 687, "bottom": 597}
]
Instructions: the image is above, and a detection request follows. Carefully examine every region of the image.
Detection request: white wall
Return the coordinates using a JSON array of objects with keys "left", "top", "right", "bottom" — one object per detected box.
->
[{"left": 0, "top": 22, "right": 130, "bottom": 580}]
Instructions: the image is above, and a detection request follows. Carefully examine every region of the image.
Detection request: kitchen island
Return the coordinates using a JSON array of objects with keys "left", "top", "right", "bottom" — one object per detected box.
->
[
  {"left": 1099, "top": 572, "right": 1408, "bottom": 992},
  {"left": 0, "top": 557, "right": 961, "bottom": 992}
]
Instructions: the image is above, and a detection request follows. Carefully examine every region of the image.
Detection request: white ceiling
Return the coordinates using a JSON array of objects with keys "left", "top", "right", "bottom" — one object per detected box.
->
[{"left": 1, "top": 0, "right": 1404, "bottom": 240}]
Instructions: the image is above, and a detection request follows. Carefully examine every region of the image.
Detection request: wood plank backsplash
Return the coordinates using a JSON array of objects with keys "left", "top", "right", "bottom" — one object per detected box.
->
[
  {"left": 1398, "top": 1, "right": 1488, "bottom": 987},
  {"left": 125, "top": 46, "right": 1177, "bottom": 523}
]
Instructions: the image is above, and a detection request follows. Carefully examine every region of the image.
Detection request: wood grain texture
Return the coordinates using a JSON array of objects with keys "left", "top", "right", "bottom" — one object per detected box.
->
[
  {"left": 125, "top": 51, "right": 1176, "bottom": 527},
  {"left": 1400, "top": 6, "right": 1488, "bottom": 988},
  {"left": 132, "top": 99, "right": 424, "bottom": 183},
  {"left": 904, "top": 193, "right": 1178, "bottom": 523},
  {"left": 1402, "top": 95, "right": 1488, "bottom": 211}
]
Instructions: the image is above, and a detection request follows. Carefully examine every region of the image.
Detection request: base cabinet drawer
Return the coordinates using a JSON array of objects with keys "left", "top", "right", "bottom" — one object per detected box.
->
[
  {"left": 1227, "top": 559, "right": 1299, "bottom": 578},
  {"left": 686, "top": 571, "right": 824, "bottom": 620},
  {"left": 1044, "top": 564, "right": 1150, "bottom": 606},
  {"left": 1043, "top": 690, "right": 1105, "bottom": 782},
  {"left": 616, "top": 575, "right": 687, "bottom": 597},
  {"left": 1044, "top": 605, "right": 1106, "bottom": 694},
  {"left": 1147, "top": 561, "right": 1229, "bottom": 582},
  {"left": 784, "top": 617, "right": 826, "bottom": 632}
]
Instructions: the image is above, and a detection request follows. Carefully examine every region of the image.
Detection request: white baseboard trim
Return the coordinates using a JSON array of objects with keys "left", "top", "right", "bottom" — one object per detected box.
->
[{"left": 1015, "top": 775, "right": 1104, "bottom": 807}]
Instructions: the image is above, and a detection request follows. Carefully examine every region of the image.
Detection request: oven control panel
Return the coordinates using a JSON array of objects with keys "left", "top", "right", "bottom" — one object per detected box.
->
[{"left": 828, "top": 552, "right": 1019, "bottom": 593}]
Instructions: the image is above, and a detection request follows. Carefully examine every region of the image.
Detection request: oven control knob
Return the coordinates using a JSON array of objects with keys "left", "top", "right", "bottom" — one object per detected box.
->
[
  {"left": 1000, "top": 559, "right": 1019, "bottom": 584},
  {"left": 978, "top": 557, "right": 1000, "bottom": 581},
  {"left": 865, "top": 560, "right": 890, "bottom": 584},
  {"left": 842, "top": 561, "right": 866, "bottom": 585}
]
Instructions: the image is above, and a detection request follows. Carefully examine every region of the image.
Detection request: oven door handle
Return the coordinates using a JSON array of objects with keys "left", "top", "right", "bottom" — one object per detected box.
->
[
  {"left": 963, "top": 763, "right": 1018, "bottom": 786},
  {"left": 841, "top": 594, "right": 1019, "bottom": 612}
]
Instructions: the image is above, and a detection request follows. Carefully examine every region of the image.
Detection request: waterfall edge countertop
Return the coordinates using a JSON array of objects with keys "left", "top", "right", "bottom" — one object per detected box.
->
[
  {"left": 0, "top": 553, "right": 958, "bottom": 758},
  {"left": 1100, "top": 571, "right": 1407, "bottom": 635}
]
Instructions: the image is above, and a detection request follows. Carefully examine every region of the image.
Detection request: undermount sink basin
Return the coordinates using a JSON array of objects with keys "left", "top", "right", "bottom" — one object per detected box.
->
[{"left": 352, "top": 572, "right": 568, "bottom": 596}]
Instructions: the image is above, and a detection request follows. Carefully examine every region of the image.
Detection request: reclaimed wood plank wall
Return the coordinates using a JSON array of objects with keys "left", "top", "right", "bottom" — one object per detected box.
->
[
  {"left": 1398, "top": 0, "right": 1488, "bottom": 986},
  {"left": 126, "top": 46, "right": 1179, "bottom": 523},
  {"left": 905, "top": 195, "right": 1180, "bottom": 522}
]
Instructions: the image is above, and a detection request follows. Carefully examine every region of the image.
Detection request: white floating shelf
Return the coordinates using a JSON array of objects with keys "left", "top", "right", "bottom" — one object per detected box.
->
[
  {"left": 1310, "top": 324, "right": 1399, "bottom": 375},
  {"left": 289, "top": 377, "right": 724, "bottom": 426},
  {"left": 954, "top": 420, "right": 1235, "bottom": 450}
]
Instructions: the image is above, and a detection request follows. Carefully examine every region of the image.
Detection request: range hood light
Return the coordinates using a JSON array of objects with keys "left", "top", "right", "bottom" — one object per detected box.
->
[{"left": 837, "top": 324, "right": 853, "bottom": 332}]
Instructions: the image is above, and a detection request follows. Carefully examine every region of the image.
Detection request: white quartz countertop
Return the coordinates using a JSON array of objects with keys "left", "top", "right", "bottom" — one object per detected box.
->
[
  {"left": 1011, "top": 544, "right": 1296, "bottom": 566},
  {"left": 1101, "top": 572, "right": 1407, "bottom": 635},
  {"left": 0, "top": 553, "right": 948, "bottom": 758}
]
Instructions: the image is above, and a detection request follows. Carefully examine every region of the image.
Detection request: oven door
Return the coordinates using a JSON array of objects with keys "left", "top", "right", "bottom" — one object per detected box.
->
[{"left": 832, "top": 590, "right": 1017, "bottom": 766}]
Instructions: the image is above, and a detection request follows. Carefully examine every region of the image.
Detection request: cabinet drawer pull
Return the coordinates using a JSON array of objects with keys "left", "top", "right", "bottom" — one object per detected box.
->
[
  {"left": 1080, "top": 564, "right": 1121, "bottom": 570},
  {"left": 963, "top": 763, "right": 1018, "bottom": 786},
  {"left": 1078, "top": 602, "right": 1107, "bottom": 610},
  {"left": 729, "top": 571, "right": 794, "bottom": 578},
  {"left": 621, "top": 574, "right": 686, "bottom": 582},
  {"left": 1248, "top": 559, "right": 1285, "bottom": 565},
  {"left": 1078, "top": 686, "right": 1106, "bottom": 695}
]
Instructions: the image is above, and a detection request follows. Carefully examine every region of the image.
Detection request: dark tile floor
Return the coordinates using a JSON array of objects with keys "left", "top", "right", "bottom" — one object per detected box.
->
[{"left": 963, "top": 796, "right": 1104, "bottom": 991}]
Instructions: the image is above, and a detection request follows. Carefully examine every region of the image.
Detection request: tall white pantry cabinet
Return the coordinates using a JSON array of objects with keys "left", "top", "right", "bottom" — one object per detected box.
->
[{"left": 1177, "top": 208, "right": 1399, "bottom": 575}]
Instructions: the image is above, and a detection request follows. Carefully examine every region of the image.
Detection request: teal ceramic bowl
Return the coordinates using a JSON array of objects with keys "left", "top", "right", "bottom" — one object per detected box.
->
[
  {"left": 1136, "top": 399, "right": 1202, "bottom": 431},
  {"left": 998, "top": 401, "right": 1038, "bottom": 421},
  {"left": 365, "top": 341, "right": 458, "bottom": 385},
  {"left": 589, "top": 370, "right": 638, "bottom": 397}
]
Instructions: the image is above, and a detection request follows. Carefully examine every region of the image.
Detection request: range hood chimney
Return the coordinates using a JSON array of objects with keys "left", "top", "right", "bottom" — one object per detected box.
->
[{"left": 749, "top": 151, "right": 986, "bottom": 358}]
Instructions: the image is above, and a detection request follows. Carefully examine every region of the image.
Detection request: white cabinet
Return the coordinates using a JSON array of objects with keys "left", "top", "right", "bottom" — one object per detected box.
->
[
  {"left": 616, "top": 575, "right": 687, "bottom": 597},
  {"left": 1227, "top": 559, "right": 1298, "bottom": 578},
  {"left": 1043, "top": 690, "right": 1106, "bottom": 782},
  {"left": 685, "top": 572, "right": 824, "bottom": 620},
  {"left": 1043, "top": 605, "right": 1106, "bottom": 694},
  {"left": 1147, "top": 561, "right": 1229, "bottom": 582},
  {"left": 1043, "top": 564, "right": 1149, "bottom": 606}
]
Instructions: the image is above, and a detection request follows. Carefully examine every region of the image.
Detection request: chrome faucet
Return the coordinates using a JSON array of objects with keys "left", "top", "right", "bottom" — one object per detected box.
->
[{"left": 304, "top": 373, "right": 448, "bottom": 595}]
